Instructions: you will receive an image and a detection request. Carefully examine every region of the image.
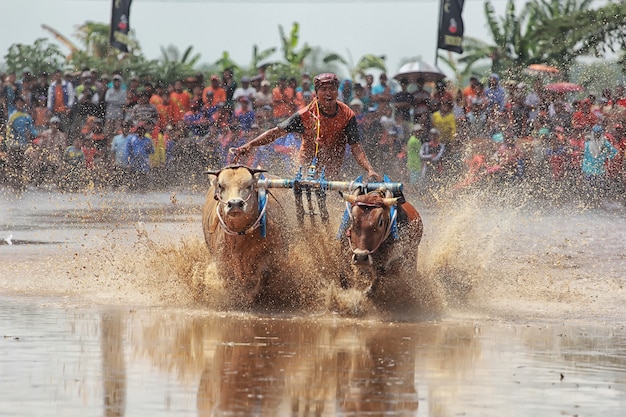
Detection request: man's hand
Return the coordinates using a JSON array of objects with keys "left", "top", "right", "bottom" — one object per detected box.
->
[{"left": 229, "top": 145, "right": 251, "bottom": 163}]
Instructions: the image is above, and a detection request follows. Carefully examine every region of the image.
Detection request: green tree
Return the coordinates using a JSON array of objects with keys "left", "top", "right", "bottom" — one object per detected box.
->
[
  {"left": 322, "top": 52, "right": 387, "bottom": 81},
  {"left": 269, "top": 22, "right": 313, "bottom": 78},
  {"left": 3, "top": 38, "right": 65, "bottom": 75},
  {"left": 454, "top": 0, "right": 626, "bottom": 78}
]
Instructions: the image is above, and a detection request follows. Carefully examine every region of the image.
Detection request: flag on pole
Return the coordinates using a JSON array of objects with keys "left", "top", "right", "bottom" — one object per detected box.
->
[
  {"left": 110, "top": 0, "right": 133, "bottom": 52},
  {"left": 437, "top": 0, "right": 465, "bottom": 54}
]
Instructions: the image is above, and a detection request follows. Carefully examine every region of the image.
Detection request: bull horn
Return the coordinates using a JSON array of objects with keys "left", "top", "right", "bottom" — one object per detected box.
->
[
  {"left": 382, "top": 197, "right": 399, "bottom": 206},
  {"left": 341, "top": 192, "right": 358, "bottom": 204},
  {"left": 247, "top": 167, "right": 267, "bottom": 176},
  {"left": 203, "top": 169, "right": 221, "bottom": 177}
]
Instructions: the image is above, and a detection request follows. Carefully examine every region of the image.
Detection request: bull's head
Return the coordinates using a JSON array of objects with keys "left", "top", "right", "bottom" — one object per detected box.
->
[
  {"left": 342, "top": 189, "right": 398, "bottom": 266},
  {"left": 205, "top": 165, "right": 266, "bottom": 218}
]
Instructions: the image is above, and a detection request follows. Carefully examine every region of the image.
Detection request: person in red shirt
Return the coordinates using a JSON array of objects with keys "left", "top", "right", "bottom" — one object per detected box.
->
[
  {"left": 271, "top": 76, "right": 296, "bottom": 120},
  {"left": 571, "top": 99, "right": 598, "bottom": 132},
  {"left": 233, "top": 73, "right": 380, "bottom": 180},
  {"left": 169, "top": 79, "right": 191, "bottom": 125},
  {"left": 202, "top": 75, "right": 227, "bottom": 110}
]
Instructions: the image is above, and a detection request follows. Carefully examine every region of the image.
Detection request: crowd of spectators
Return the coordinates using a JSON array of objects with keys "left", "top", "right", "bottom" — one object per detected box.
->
[{"left": 1, "top": 65, "right": 625, "bottom": 202}]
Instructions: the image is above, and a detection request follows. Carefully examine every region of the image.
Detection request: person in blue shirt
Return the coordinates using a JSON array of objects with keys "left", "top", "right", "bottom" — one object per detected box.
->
[
  {"left": 582, "top": 124, "right": 617, "bottom": 193},
  {"left": 484, "top": 73, "right": 506, "bottom": 113},
  {"left": 110, "top": 121, "right": 132, "bottom": 187},
  {"left": 4, "top": 96, "right": 39, "bottom": 189},
  {"left": 126, "top": 122, "right": 154, "bottom": 190}
]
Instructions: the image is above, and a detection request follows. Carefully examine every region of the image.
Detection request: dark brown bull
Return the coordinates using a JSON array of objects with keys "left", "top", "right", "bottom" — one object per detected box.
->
[
  {"left": 340, "top": 189, "right": 423, "bottom": 296},
  {"left": 202, "top": 165, "right": 290, "bottom": 305}
]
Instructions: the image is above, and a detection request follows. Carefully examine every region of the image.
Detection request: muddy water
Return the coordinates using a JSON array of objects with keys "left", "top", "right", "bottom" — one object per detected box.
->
[{"left": 1, "top": 187, "right": 626, "bottom": 416}]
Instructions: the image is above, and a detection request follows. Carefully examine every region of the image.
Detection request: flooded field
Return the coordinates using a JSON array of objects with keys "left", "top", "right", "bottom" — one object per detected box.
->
[{"left": 1, "top": 187, "right": 625, "bottom": 416}]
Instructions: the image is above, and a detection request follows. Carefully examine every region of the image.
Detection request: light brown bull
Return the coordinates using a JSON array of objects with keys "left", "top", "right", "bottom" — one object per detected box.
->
[{"left": 202, "top": 165, "right": 290, "bottom": 306}]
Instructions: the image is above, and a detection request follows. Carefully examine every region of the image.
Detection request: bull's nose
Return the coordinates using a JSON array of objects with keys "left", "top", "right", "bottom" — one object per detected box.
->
[
  {"left": 352, "top": 250, "right": 372, "bottom": 265},
  {"left": 227, "top": 199, "right": 245, "bottom": 210}
]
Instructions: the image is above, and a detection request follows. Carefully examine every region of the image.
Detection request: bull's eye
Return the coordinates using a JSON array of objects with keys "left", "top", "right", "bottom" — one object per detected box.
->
[{"left": 377, "top": 214, "right": 384, "bottom": 228}]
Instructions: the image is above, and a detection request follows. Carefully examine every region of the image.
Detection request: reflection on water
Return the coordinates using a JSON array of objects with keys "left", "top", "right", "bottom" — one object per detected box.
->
[
  {"left": 2, "top": 189, "right": 626, "bottom": 416},
  {"left": 1, "top": 300, "right": 625, "bottom": 416}
]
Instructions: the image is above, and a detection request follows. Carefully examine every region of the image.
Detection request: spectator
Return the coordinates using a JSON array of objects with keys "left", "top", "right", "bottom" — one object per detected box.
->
[
  {"left": 232, "top": 76, "right": 256, "bottom": 107},
  {"left": 169, "top": 79, "right": 191, "bottom": 125},
  {"left": 126, "top": 122, "right": 154, "bottom": 190},
  {"left": 254, "top": 80, "right": 273, "bottom": 108},
  {"left": 47, "top": 69, "right": 75, "bottom": 133},
  {"left": 104, "top": 74, "right": 126, "bottom": 138},
  {"left": 392, "top": 78, "right": 415, "bottom": 122},
  {"left": 582, "top": 125, "right": 617, "bottom": 193},
  {"left": 5, "top": 96, "right": 38, "bottom": 188},
  {"left": 484, "top": 73, "right": 506, "bottom": 113},
  {"left": 110, "top": 121, "right": 132, "bottom": 187},
  {"left": 272, "top": 76, "right": 295, "bottom": 121},
  {"left": 371, "top": 72, "right": 394, "bottom": 109}
]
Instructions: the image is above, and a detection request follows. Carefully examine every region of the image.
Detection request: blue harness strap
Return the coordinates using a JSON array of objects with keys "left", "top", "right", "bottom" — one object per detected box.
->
[
  {"left": 258, "top": 174, "right": 268, "bottom": 238},
  {"left": 336, "top": 175, "right": 362, "bottom": 240},
  {"left": 384, "top": 175, "right": 400, "bottom": 240}
]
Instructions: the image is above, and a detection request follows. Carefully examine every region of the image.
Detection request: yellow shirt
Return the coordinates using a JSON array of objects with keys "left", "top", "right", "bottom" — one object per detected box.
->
[{"left": 432, "top": 111, "right": 456, "bottom": 145}]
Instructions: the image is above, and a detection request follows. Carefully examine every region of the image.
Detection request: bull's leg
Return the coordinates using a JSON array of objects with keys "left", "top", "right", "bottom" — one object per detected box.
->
[
  {"left": 248, "top": 271, "right": 269, "bottom": 305},
  {"left": 294, "top": 185, "right": 305, "bottom": 225},
  {"left": 315, "top": 188, "right": 329, "bottom": 222},
  {"left": 365, "top": 266, "right": 381, "bottom": 297}
]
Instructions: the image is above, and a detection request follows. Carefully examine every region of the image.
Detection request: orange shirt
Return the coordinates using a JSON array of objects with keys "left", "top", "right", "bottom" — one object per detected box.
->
[
  {"left": 53, "top": 84, "right": 66, "bottom": 113},
  {"left": 279, "top": 100, "right": 357, "bottom": 178},
  {"left": 272, "top": 87, "right": 295, "bottom": 119},
  {"left": 169, "top": 91, "right": 191, "bottom": 124},
  {"left": 202, "top": 86, "right": 226, "bottom": 108}
]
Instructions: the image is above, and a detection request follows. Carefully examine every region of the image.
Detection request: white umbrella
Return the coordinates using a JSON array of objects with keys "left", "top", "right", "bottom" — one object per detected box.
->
[{"left": 394, "top": 61, "right": 446, "bottom": 84}]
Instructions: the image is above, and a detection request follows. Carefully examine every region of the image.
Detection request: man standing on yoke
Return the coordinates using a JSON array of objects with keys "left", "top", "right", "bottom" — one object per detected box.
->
[{"left": 232, "top": 73, "right": 381, "bottom": 181}]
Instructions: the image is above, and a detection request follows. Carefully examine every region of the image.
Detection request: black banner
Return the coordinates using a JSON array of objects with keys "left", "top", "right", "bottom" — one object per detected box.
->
[
  {"left": 438, "top": 0, "right": 465, "bottom": 54},
  {"left": 110, "top": 0, "right": 133, "bottom": 52}
]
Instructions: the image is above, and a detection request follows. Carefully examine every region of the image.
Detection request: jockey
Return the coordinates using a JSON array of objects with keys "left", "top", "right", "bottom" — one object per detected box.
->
[{"left": 231, "top": 72, "right": 380, "bottom": 181}]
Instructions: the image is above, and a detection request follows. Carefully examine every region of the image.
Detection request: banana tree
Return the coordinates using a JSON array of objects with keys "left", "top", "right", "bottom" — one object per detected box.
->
[
  {"left": 322, "top": 52, "right": 387, "bottom": 81},
  {"left": 3, "top": 38, "right": 65, "bottom": 75}
]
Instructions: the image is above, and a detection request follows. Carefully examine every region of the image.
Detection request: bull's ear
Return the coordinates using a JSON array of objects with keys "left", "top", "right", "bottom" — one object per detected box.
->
[
  {"left": 341, "top": 192, "right": 358, "bottom": 204},
  {"left": 382, "top": 197, "right": 399, "bottom": 207}
]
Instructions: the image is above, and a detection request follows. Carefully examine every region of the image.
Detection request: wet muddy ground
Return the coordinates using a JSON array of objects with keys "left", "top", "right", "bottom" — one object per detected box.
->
[{"left": 1, "top": 187, "right": 625, "bottom": 416}]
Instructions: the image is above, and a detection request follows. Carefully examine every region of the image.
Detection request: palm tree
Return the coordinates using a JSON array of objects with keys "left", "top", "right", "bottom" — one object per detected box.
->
[
  {"left": 271, "top": 22, "right": 312, "bottom": 77},
  {"left": 322, "top": 52, "right": 387, "bottom": 82},
  {"left": 454, "top": 0, "right": 626, "bottom": 78}
]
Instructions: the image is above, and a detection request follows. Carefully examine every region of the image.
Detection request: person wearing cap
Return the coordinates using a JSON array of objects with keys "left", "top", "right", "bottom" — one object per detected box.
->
[
  {"left": 105, "top": 74, "right": 127, "bottom": 139},
  {"left": 76, "top": 71, "right": 99, "bottom": 104},
  {"left": 202, "top": 75, "right": 226, "bottom": 111},
  {"left": 406, "top": 124, "right": 425, "bottom": 188},
  {"left": 232, "top": 76, "right": 256, "bottom": 107},
  {"left": 31, "top": 115, "right": 67, "bottom": 181},
  {"left": 484, "top": 73, "right": 506, "bottom": 113},
  {"left": 233, "top": 72, "right": 380, "bottom": 181},
  {"left": 46, "top": 69, "right": 75, "bottom": 132}
]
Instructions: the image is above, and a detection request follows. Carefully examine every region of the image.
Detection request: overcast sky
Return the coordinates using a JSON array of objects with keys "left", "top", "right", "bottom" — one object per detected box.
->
[{"left": 0, "top": 0, "right": 600, "bottom": 79}]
